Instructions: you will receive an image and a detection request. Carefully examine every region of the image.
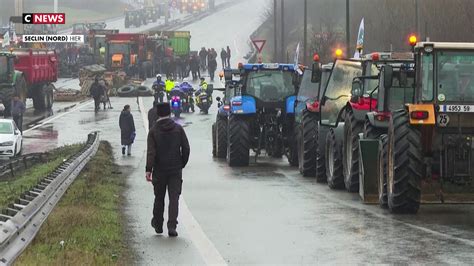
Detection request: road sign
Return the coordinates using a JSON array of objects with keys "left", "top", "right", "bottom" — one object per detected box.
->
[{"left": 252, "top": 39, "right": 266, "bottom": 53}]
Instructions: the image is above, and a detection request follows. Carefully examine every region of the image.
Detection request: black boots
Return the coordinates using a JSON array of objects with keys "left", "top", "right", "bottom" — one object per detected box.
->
[
  {"left": 168, "top": 228, "right": 178, "bottom": 237},
  {"left": 151, "top": 218, "right": 163, "bottom": 234}
]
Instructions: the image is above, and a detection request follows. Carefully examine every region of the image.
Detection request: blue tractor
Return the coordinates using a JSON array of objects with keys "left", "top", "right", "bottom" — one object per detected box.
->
[{"left": 212, "top": 63, "right": 298, "bottom": 166}]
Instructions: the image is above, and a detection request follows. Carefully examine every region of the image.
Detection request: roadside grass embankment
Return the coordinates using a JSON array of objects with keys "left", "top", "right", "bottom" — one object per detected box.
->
[{"left": 15, "top": 141, "right": 130, "bottom": 265}]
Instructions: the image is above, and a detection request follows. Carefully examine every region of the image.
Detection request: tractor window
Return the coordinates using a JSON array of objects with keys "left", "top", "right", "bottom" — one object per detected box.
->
[
  {"left": 0, "top": 57, "right": 7, "bottom": 77},
  {"left": 245, "top": 70, "right": 294, "bottom": 101},
  {"left": 437, "top": 51, "right": 474, "bottom": 102},
  {"left": 297, "top": 69, "right": 319, "bottom": 100},
  {"left": 320, "top": 60, "right": 362, "bottom": 126},
  {"left": 388, "top": 70, "right": 415, "bottom": 110},
  {"left": 421, "top": 53, "right": 434, "bottom": 101}
]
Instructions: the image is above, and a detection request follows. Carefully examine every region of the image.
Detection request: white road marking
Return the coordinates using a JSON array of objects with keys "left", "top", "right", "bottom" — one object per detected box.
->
[
  {"left": 138, "top": 97, "right": 227, "bottom": 266},
  {"left": 24, "top": 100, "right": 93, "bottom": 134}
]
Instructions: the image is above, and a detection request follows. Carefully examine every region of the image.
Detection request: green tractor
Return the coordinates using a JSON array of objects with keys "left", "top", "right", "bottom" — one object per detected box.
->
[{"left": 0, "top": 53, "right": 27, "bottom": 116}]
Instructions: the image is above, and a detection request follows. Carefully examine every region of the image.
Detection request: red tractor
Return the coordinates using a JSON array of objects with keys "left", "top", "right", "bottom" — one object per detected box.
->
[{"left": 0, "top": 49, "right": 57, "bottom": 115}]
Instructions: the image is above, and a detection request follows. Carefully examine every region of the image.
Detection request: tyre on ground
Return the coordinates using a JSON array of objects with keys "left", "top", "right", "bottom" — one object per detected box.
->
[
  {"left": 387, "top": 110, "right": 422, "bottom": 214},
  {"left": 343, "top": 110, "right": 363, "bottom": 192},
  {"left": 216, "top": 116, "right": 227, "bottom": 158},
  {"left": 298, "top": 111, "right": 317, "bottom": 177},
  {"left": 227, "top": 115, "right": 250, "bottom": 167},
  {"left": 326, "top": 128, "right": 344, "bottom": 189}
]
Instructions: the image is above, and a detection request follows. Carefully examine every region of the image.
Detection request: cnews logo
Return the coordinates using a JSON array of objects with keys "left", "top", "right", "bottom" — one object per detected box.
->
[{"left": 22, "top": 13, "right": 65, "bottom": 24}]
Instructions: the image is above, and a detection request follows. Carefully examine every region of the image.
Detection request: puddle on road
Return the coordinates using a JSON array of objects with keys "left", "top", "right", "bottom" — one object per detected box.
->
[{"left": 78, "top": 113, "right": 110, "bottom": 124}]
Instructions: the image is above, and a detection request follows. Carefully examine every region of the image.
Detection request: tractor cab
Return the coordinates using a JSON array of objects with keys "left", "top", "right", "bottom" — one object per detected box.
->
[
  {"left": 0, "top": 53, "right": 15, "bottom": 84},
  {"left": 236, "top": 63, "right": 296, "bottom": 112}
]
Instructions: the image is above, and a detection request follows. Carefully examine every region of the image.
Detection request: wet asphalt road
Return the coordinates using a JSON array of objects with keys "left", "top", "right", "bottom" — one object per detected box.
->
[{"left": 21, "top": 0, "right": 474, "bottom": 264}]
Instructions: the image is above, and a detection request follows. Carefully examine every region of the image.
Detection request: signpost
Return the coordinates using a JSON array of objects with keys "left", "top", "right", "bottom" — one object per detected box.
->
[{"left": 252, "top": 39, "right": 266, "bottom": 63}]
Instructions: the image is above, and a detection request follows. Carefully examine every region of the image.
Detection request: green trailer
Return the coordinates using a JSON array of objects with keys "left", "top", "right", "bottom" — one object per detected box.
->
[{"left": 148, "top": 31, "right": 191, "bottom": 57}]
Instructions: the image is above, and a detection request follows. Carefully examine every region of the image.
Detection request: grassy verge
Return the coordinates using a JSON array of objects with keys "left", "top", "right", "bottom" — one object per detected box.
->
[
  {"left": 16, "top": 142, "right": 130, "bottom": 265},
  {"left": 0, "top": 144, "right": 82, "bottom": 210}
]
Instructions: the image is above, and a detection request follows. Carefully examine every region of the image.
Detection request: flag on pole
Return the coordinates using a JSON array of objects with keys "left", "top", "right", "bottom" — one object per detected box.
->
[
  {"left": 354, "top": 18, "right": 365, "bottom": 59},
  {"left": 2, "top": 31, "right": 10, "bottom": 48},
  {"left": 294, "top": 42, "right": 300, "bottom": 65}
]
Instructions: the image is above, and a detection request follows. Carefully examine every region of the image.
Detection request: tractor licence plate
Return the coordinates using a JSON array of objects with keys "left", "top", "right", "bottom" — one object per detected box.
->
[{"left": 440, "top": 105, "right": 474, "bottom": 113}]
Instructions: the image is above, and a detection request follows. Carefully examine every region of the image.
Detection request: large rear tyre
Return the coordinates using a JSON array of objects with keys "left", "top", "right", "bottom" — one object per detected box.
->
[
  {"left": 378, "top": 134, "right": 388, "bottom": 208},
  {"left": 216, "top": 116, "right": 227, "bottom": 158},
  {"left": 315, "top": 124, "right": 326, "bottom": 183},
  {"left": 326, "top": 128, "right": 344, "bottom": 189},
  {"left": 387, "top": 110, "right": 422, "bottom": 214},
  {"left": 227, "top": 115, "right": 250, "bottom": 167},
  {"left": 298, "top": 111, "right": 317, "bottom": 177},
  {"left": 343, "top": 110, "right": 363, "bottom": 192},
  {"left": 32, "top": 85, "right": 48, "bottom": 110},
  {"left": 212, "top": 123, "right": 217, "bottom": 157}
]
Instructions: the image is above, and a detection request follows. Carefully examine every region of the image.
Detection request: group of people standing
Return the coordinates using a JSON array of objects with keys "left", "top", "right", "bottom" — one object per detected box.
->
[
  {"left": 199, "top": 46, "right": 231, "bottom": 81},
  {"left": 90, "top": 77, "right": 110, "bottom": 112}
]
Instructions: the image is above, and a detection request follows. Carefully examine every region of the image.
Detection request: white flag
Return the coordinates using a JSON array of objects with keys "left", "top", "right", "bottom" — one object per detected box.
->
[
  {"left": 2, "top": 31, "right": 10, "bottom": 48},
  {"left": 294, "top": 42, "right": 300, "bottom": 65},
  {"left": 13, "top": 31, "right": 17, "bottom": 42},
  {"left": 353, "top": 18, "right": 365, "bottom": 59}
]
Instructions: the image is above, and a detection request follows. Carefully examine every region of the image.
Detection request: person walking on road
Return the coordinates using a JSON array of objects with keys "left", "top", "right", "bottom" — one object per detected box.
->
[
  {"left": 146, "top": 102, "right": 190, "bottom": 237},
  {"left": 90, "top": 77, "right": 103, "bottom": 112},
  {"left": 220, "top": 48, "right": 227, "bottom": 69},
  {"left": 119, "top": 105, "right": 136, "bottom": 156},
  {"left": 199, "top": 47, "right": 208, "bottom": 71},
  {"left": 226, "top": 46, "right": 231, "bottom": 68},
  {"left": 208, "top": 52, "right": 218, "bottom": 82},
  {"left": 11, "top": 96, "right": 25, "bottom": 133},
  {"left": 190, "top": 55, "right": 201, "bottom": 81},
  {"left": 148, "top": 101, "right": 159, "bottom": 130}
]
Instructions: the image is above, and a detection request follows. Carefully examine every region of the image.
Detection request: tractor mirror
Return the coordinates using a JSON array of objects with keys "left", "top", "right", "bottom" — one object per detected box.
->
[
  {"left": 383, "top": 65, "right": 393, "bottom": 90},
  {"left": 351, "top": 78, "right": 363, "bottom": 102},
  {"left": 216, "top": 96, "right": 221, "bottom": 102},
  {"left": 311, "top": 63, "right": 321, "bottom": 83}
]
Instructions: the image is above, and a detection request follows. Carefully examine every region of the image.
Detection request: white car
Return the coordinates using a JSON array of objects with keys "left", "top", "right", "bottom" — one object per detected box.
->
[{"left": 0, "top": 119, "right": 22, "bottom": 157}]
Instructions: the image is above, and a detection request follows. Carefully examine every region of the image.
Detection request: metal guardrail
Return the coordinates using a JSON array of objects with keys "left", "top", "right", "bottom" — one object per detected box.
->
[{"left": 0, "top": 132, "right": 100, "bottom": 265}]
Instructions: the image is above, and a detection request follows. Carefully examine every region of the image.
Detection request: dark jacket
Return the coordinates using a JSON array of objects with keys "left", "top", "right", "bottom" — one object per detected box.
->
[
  {"left": 11, "top": 100, "right": 26, "bottom": 117},
  {"left": 148, "top": 107, "right": 158, "bottom": 130},
  {"left": 146, "top": 118, "right": 190, "bottom": 175},
  {"left": 90, "top": 82, "right": 103, "bottom": 99},
  {"left": 119, "top": 111, "right": 136, "bottom": 145}
]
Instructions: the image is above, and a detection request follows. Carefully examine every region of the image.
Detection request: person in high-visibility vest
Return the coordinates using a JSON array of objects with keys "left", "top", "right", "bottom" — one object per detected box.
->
[{"left": 165, "top": 76, "right": 175, "bottom": 101}]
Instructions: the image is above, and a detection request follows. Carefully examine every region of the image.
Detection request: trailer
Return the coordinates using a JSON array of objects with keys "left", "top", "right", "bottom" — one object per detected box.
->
[{"left": 0, "top": 48, "right": 57, "bottom": 114}]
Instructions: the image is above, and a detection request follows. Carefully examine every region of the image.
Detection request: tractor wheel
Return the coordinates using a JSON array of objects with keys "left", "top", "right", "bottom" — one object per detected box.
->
[
  {"left": 32, "top": 85, "right": 48, "bottom": 110},
  {"left": 0, "top": 88, "right": 14, "bottom": 117},
  {"left": 227, "top": 115, "right": 250, "bottom": 167},
  {"left": 298, "top": 111, "right": 317, "bottom": 177},
  {"left": 343, "top": 110, "right": 363, "bottom": 192},
  {"left": 287, "top": 125, "right": 298, "bottom": 166},
  {"left": 216, "top": 116, "right": 227, "bottom": 158},
  {"left": 378, "top": 134, "right": 388, "bottom": 208},
  {"left": 212, "top": 123, "right": 217, "bottom": 157},
  {"left": 363, "top": 118, "right": 384, "bottom": 139},
  {"left": 315, "top": 124, "right": 327, "bottom": 183},
  {"left": 387, "top": 110, "right": 422, "bottom": 214},
  {"left": 326, "top": 128, "right": 344, "bottom": 189}
]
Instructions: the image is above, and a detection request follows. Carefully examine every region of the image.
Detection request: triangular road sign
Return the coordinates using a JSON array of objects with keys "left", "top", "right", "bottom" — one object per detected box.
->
[{"left": 252, "top": 39, "right": 266, "bottom": 53}]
